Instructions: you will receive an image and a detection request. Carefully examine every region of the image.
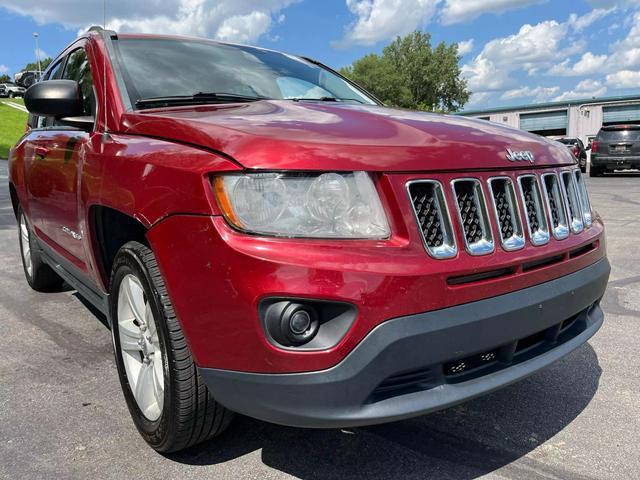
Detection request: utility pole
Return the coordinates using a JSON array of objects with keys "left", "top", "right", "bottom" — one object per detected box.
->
[{"left": 33, "top": 32, "right": 41, "bottom": 80}]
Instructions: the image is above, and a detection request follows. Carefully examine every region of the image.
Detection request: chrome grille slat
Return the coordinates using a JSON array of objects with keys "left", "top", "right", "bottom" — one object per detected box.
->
[
  {"left": 560, "top": 171, "right": 584, "bottom": 233},
  {"left": 541, "top": 173, "right": 570, "bottom": 240},
  {"left": 518, "top": 175, "right": 550, "bottom": 246},
  {"left": 573, "top": 170, "right": 592, "bottom": 228},
  {"left": 452, "top": 179, "right": 494, "bottom": 256},
  {"left": 407, "top": 180, "right": 457, "bottom": 259},
  {"left": 488, "top": 177, "right": 525, "bottom": 251}
]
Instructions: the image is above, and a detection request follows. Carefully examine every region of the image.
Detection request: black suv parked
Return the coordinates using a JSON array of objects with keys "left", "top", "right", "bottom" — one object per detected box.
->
[
  {"left": 558, "top": 137, "right": 588, "bottom": 173},
  {"left": 591, "top": 125, "right": 640, "bottom": 177}
]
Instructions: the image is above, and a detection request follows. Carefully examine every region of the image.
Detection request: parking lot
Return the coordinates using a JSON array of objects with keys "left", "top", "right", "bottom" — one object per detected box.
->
[{"left": 0, "top": 161, "right": 638, "bottom": 480}]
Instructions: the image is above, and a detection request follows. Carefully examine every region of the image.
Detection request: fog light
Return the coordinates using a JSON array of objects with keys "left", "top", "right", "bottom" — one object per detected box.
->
[
  {"left": 290, "top": 310, "right": 311, "bottom": 334},
  {"left": 281, "top": 304, "right": 319, "bottom": 346},
  {"left": 263, "top": 301, "right": 320, "bottom": 347}
]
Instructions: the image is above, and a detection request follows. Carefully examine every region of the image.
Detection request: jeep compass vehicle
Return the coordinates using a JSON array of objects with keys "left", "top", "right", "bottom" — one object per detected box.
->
[
  {"left": 590, "top": 124, "right": 640, "bottom": 176},
  {"left": 9, "top": 28, "right": 609, "bottom": 452}
]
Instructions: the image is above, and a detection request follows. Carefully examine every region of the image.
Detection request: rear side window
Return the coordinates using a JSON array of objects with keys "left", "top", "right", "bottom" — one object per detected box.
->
[
  {"left": 62, "top": 48, "right": 96, "bottom": 118},
  {"left": 597, "top": 129, "right": 640, "bottom": 141}
]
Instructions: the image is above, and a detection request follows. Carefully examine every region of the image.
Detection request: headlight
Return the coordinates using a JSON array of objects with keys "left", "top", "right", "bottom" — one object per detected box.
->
[{"left": 213, "top": 172, "right": 390, "bottom": 239}]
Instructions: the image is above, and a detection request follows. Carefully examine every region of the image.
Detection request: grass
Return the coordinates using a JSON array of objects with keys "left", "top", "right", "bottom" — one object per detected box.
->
[{"left": 0, "top": 100, "right": 28, "bottom": 159}]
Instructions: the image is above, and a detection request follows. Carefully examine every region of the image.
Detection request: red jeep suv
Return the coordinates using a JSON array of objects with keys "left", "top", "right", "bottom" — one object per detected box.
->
[{"left": 9, "top": 28, "right": 609, "bottom": 452}]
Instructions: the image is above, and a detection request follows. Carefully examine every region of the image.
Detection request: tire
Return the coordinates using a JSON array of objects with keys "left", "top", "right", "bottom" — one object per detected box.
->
[
  {"left": 17, "top": 208, "right": 65, "bottom": 292},
  {"left": 109, "top": 241, "right": 233, "bottom": 452},
  {"left": 8, "top": 92, "right": 14, "bottom": 98},
  {"left": 590, "top": 166, "right": 603, "bottom": 177}
]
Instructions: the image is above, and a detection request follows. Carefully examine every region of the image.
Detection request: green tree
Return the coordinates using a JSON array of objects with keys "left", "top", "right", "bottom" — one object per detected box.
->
[
  {"left": 0, "top": 74, "right": 10, "bottom": 83},
  {"left": 339, "top": 31, "right": 470, "bottom": 112},
  {"left": 21, "top": 57, "right": 52, "bottom": 73}
]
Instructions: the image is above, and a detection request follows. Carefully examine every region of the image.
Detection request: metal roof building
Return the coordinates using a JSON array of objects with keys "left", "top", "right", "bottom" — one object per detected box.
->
[{"left": 457, "top": 94, "right": 640, "bottom": 145}]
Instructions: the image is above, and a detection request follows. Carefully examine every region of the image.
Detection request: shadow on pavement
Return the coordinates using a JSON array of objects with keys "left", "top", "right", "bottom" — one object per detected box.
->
[{"left": 167, "top": 345, "right": 601, "bottom": 480}]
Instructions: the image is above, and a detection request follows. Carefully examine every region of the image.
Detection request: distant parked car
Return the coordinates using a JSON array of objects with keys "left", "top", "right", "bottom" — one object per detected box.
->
[
  {"left": 0, "top": 83, "right": 26, "bottom": 98},
  {"left": 590, "top": 125, "right": 640, "bottom": 177},
  {"left": 14, "top": 70, "right": 40, "bottom": 89},
  {"left": 558, "top": 137, "right": 588, "bottom": 173}
]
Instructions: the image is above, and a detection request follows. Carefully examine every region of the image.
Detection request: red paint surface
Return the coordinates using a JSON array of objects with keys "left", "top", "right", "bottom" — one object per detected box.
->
[{"left": 9, "top": 32, "right": 605, "bottom": 373}]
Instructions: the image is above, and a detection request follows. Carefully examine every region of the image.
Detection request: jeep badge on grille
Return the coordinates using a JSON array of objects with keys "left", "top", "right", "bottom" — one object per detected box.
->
[{"left": 506, "top": 149, "right": 535, "bottom": 163}]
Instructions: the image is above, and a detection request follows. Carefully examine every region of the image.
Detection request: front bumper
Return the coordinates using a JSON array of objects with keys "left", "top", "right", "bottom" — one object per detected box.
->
[
  {"left": 200, "top": 257, "right": 609, "bottom": 428},
  {"left": 592, "top": 155, "right": 640, "bottom": 169}
]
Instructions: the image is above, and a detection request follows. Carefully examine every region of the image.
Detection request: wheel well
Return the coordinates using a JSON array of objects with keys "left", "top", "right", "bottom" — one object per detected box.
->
[
  {"left": 90, "top": 206, "right": 148, "bottom": 286},
  {"left": 9, "top": 183, "right": 20, "bottom": 219}
]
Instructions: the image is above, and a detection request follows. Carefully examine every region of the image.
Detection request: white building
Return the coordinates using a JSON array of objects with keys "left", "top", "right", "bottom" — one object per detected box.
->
[{"left": 458, "top": 94, "right": 640, "bottom": 145}]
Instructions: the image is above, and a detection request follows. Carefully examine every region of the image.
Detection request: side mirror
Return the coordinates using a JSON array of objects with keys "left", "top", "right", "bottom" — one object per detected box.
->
[{"left": 24, "top": 80, "right": 93, "bottom": 129}]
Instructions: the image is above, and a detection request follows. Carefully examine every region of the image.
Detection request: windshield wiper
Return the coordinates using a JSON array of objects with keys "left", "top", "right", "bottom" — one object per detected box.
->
[
  {"left": 290, "top": 97, "right": 365, "bottom": 104},
  {"left": 136, "top": 92, "right": 269, "bottom": 109}
]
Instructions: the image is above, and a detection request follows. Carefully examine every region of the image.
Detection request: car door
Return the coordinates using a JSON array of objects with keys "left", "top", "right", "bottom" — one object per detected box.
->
[{"left": 24, "top": 45, "right": 96, "bottom": 271}]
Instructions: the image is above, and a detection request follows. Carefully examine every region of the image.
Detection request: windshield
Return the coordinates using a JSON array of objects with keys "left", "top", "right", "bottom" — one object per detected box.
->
[{"left": 113, "top": 37, "right": 377, "bottom": 108}]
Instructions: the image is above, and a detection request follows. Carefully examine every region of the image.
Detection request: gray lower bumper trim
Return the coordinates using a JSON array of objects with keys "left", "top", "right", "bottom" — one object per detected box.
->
[{"left": 200, "top": 258, "right": 610, "bottom": 428}]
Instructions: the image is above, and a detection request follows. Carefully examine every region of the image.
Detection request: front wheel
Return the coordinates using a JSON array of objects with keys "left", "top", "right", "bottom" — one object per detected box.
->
[{"left": 109, "top": 241, "right": 232, "bottom": 452}]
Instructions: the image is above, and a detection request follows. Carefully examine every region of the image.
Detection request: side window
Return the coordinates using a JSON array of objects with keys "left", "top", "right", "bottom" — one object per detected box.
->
[
  {"left": 34, "top": 59, "right": 66, "bottom": 129},
  {"left": 62, "top": 48, "right": 96, "bottom": 119},
  {"left": 47, "top": 60, "right": 65, "bottom": 80}
]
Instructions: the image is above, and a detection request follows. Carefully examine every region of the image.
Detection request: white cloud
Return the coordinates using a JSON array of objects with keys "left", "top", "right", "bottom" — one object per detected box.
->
[
  {"left": 501, "top": 85, "right": 560, "bottom": 101},
  {"left": 462, "top": 20, "right": 573, "bottom": 93},
  {"left": 440, "top": 0, "right": 546, "bottom": 25},
  {"left": 0, "top": 0, "right": 297, "bottom": 44},
  {"left": 554, "top": 79, "right": 607, "bottom": 101},
  {"left": 587, "top": 0, "right": 640, "bottom": 7},
  {"left": 466, "top": 91, "right": 493, "bottom": 107},
  {"left": 567, "top": 8, "right": 615, "bottom": 33},
  {"left": 606, "top": 70, "right": 640, "bottom": 88},
  {"left": 548, "top": 52, "right": 608, "bottom": 76},
  {"left": 334, "top": 0, "right": 440, "bottom": 47},
  {"left": 0, "top": 64, "right": 8, "bottom": 74},
  {"left": 457, "top": 39, "right": 474, "bottom": 56}
]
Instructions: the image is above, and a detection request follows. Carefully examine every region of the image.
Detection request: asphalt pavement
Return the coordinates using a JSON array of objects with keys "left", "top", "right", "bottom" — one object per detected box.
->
[{"left": 1, "top": 160, "right": 639, "bottom": 479}]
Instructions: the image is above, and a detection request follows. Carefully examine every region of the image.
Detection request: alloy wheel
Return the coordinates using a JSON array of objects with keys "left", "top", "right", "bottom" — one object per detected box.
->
[{"left": 117, "top": 274, "right": 165, "bottom": 421}]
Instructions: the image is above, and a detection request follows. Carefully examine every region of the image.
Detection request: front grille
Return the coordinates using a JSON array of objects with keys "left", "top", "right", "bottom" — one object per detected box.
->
[
  {"left": 407, "top": 181, "right": 457, "bottom": 259},
  {"left": 406, "top": 167, "right": 592, "bottom": 259},
  {"left": 489, "top": 178, "right": 524, "bottom": 251},
  {"left": 518, "top": 175, "right": 550, "bottom": 245},
  {"left": 541, "top": 173, "right": 570, "bottom": 240},
  {"left": 561, "top": 171, "right": 584, "bottom": 233},
  {"left": 452, "top": 179, "right": 494, "bottom": 255}
]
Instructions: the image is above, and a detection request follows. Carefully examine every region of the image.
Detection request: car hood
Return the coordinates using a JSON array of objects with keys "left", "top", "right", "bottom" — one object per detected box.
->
[{"left": 121, "top": 101, "right": 575, "bottom": 172}]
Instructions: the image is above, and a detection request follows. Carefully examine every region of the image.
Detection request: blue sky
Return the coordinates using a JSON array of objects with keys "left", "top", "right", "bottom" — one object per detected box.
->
[{"left": 1, "top": 0, "right": 640, "bottom": 110}]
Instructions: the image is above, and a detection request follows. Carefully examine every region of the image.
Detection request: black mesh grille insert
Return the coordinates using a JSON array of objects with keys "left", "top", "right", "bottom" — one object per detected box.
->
[
  {"left": 454, "top": 181, "right": 484, "bottom": 244},
  {"left": 521, "top": 177, "right": 540, "bottom": 232},
  {"left": 544, "top": 176, "right": 560, "bottom": 228},
  {"left": 409, "top": 183, "right": 444, "bottom": 248},
  {"left": 491, "top": 180, "right": 514, "bottom": 239}
]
